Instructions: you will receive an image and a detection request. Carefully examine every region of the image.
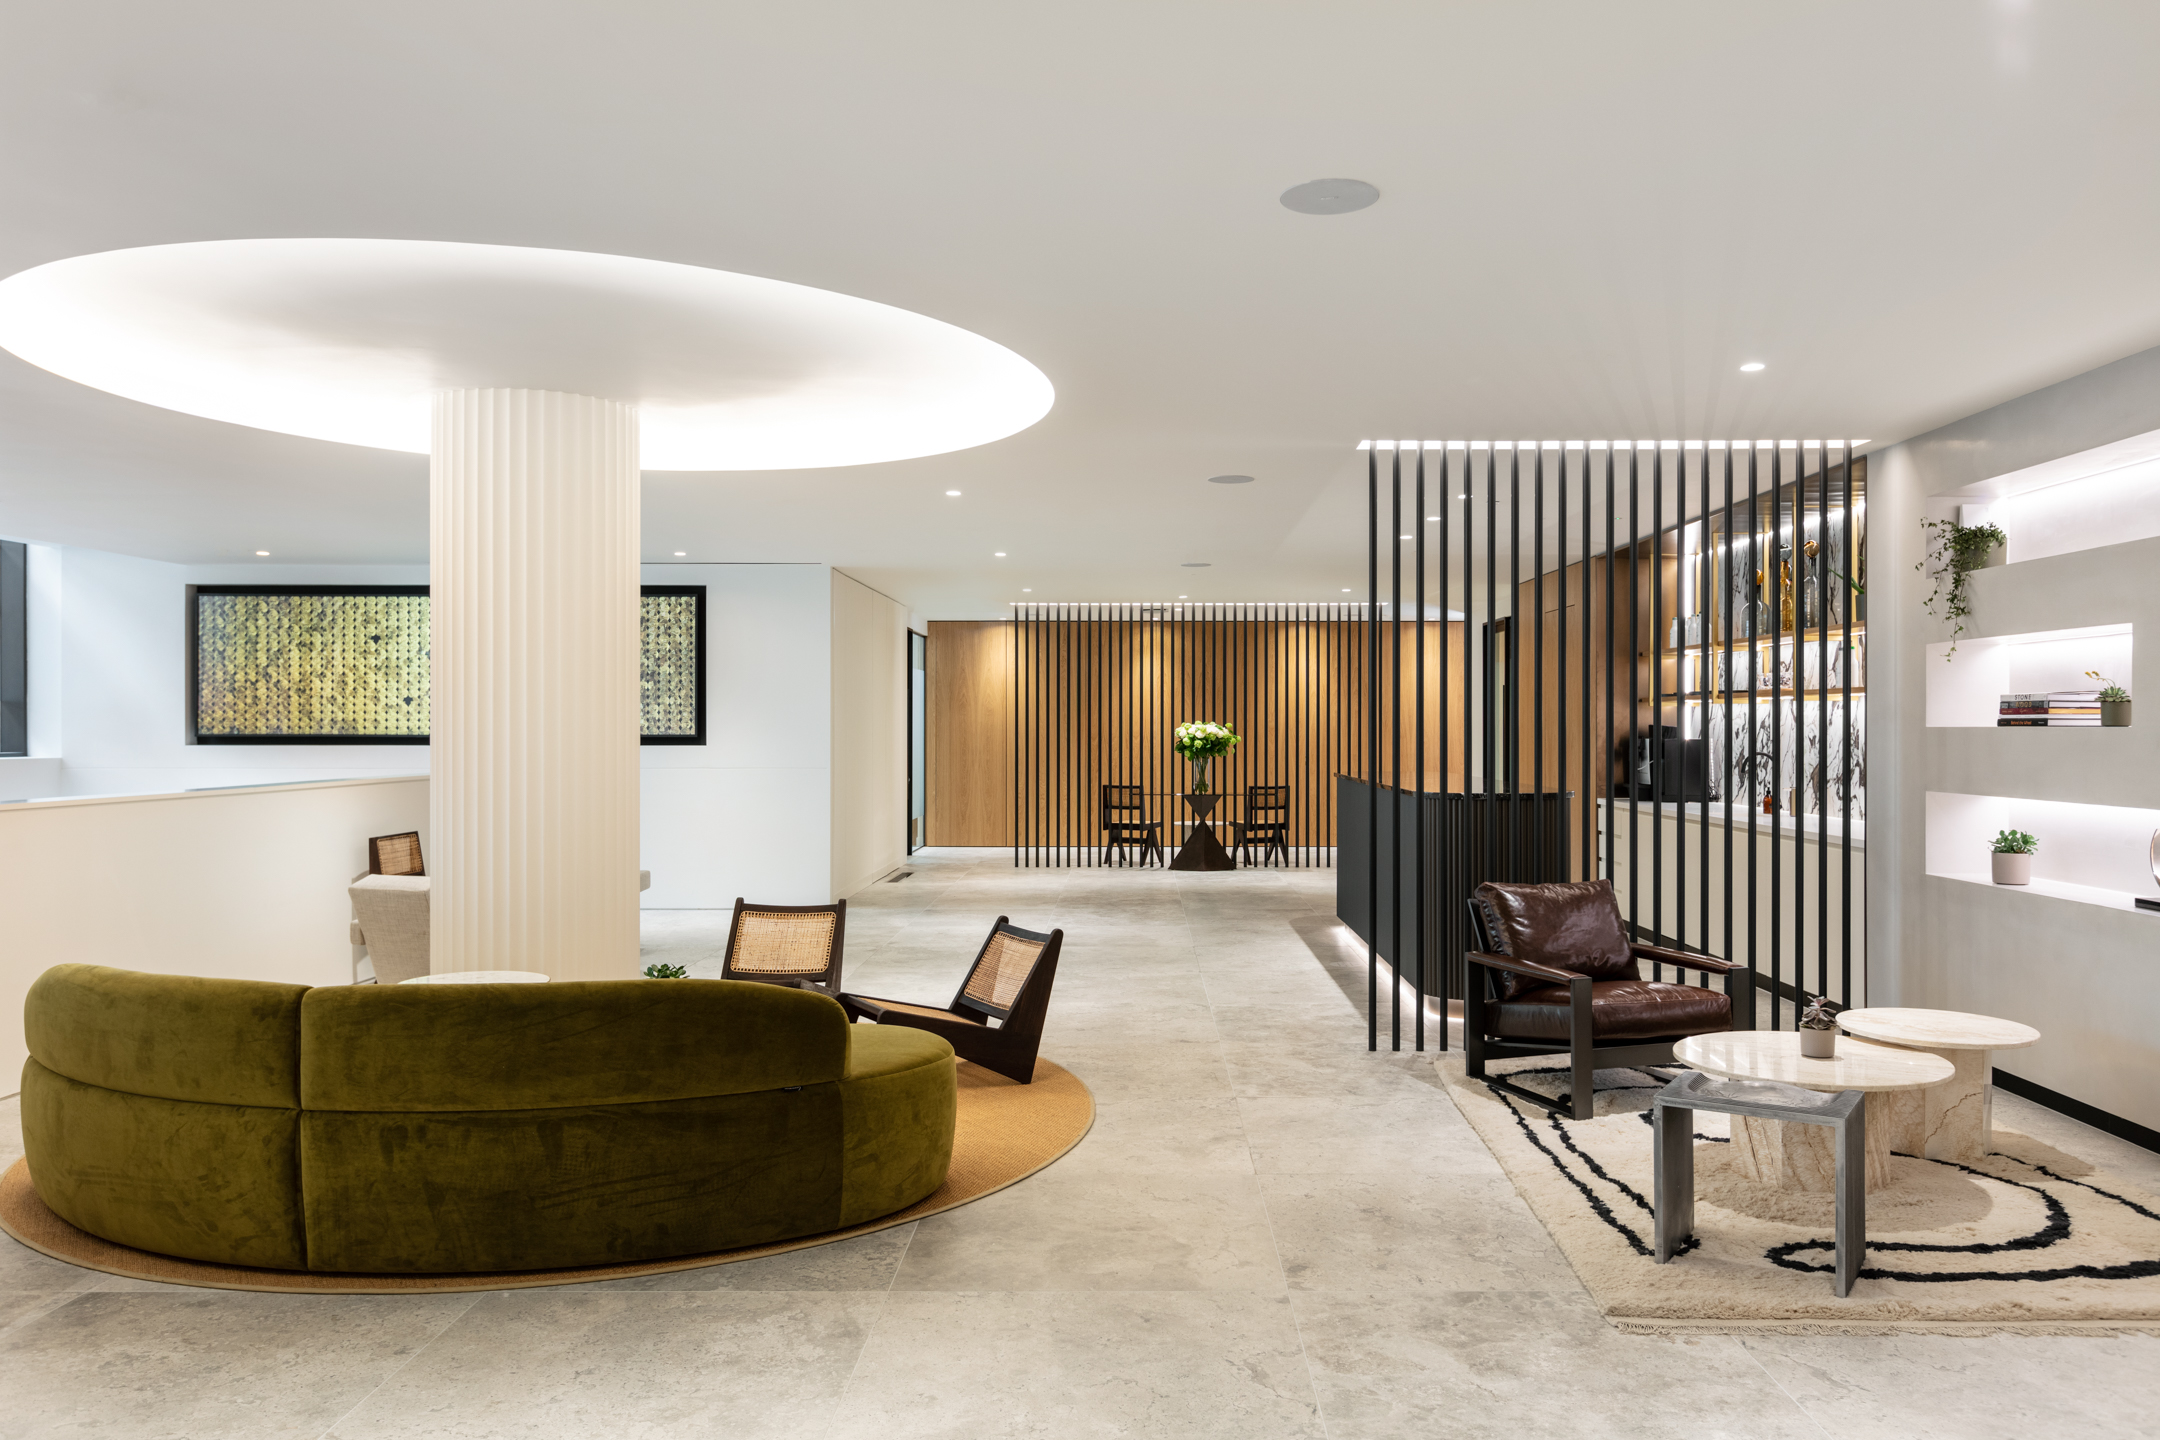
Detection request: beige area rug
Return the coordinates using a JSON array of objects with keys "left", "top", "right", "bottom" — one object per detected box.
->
[
  {"left": 1440, "top": 1056, "right": 2160, "bottom": 1335},
  {"left": 0, "top": 1058, "right": 1092, "bottom": 1295}
]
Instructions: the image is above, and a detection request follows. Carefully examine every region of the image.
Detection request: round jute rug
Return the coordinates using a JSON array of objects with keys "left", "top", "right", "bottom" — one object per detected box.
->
[{"left": 0, "top": 1056, "right": 1092, "bottom": 1295}]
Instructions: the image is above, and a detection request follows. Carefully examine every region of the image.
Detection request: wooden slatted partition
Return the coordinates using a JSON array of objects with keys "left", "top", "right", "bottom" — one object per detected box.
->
[{"left": 1005, "top": 604, "right": 1390, "bottom": 866}]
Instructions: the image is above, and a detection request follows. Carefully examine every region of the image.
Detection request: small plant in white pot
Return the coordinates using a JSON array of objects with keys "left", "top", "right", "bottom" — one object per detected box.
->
[
  {"left": 1799, "top": 994, "right": 1839, "bottom": 1059},
  {"left": 1991, "top": 829, "right": 2036, "bottom": 886},
  {"left": 2087, "top": 670, "right": 2132, "bottom": 728},
  {"left": 642, "top": 962, "right": 689, "bottom": 979}
]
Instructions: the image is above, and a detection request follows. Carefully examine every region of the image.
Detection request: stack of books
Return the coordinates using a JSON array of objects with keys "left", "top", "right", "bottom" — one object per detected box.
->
[{"left": 1998, "top": 690, "right": 2102, "bottom": 726}]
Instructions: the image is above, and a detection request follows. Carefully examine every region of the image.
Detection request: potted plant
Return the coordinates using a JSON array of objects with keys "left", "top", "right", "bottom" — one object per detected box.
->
[
  {"left": 642, "top": 962, "right": 689, "bottom": 979},
  {"left": 1172, "top": 720, "right": 1240, "bottom": 794},
  {"left": 2087, "top": 670, "right": 2132, "bottom": 728},
  {"left": 1990, "top": 829, "right": 2036, "bottom": 886},
  {"left": 1917, "top": 518, "right": 2008, "bottom": 657},
  {"left": 1799, "top": 994, "right": 1839, "bottom": 1059}
]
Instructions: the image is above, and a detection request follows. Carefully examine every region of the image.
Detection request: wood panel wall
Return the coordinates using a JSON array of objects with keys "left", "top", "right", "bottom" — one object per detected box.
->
[
  {"left": 924, "top": 620, "right": 1012, "bottom": 846},
  {"left": 928, "top": 610, "right": 1483, "bottom": 859}
]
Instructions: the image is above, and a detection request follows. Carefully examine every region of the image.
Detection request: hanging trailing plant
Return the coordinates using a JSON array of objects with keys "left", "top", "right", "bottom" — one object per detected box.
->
[{"left": 1916, "top": 518, "right": 2007, "bottom": 657}]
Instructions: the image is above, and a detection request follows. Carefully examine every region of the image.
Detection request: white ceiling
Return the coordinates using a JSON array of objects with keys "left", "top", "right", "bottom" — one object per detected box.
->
[{"left": 2, "top": 1, "right": 2158, "bottom": 618}]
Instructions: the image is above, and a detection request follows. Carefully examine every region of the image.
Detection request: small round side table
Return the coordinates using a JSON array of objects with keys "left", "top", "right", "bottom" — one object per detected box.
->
[
  {"left": 1833, "top": 1008, "right": 2039, "bottom": 1163},
  {"left": 399, "top": 970, "right": 552, "bottom": 985},
  {"left": 1675, "top": 1031, "right": 1954, "bottom": 1193}
]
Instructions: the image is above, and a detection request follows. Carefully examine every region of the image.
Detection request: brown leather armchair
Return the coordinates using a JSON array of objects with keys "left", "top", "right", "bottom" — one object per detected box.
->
[{"left": 1465, "top": 879, "right": 1733, "bottom": 1121}]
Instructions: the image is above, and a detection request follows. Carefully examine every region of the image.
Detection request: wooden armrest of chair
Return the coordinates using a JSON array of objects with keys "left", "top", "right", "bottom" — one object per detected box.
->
[
  {"left": 1465, "top": 950, "right": 1585, "bottom": 987},
  {"left": 1630, "top": 943, "right": 1735, "bottom": 976},
  {"left": 842, "top": 993, "right": 986, "bottom": 1031}
]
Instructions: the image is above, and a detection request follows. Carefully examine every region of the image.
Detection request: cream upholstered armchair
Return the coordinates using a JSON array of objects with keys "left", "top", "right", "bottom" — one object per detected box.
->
[{"left": 349, "top": 875, "right": 432, "bottom": 985}]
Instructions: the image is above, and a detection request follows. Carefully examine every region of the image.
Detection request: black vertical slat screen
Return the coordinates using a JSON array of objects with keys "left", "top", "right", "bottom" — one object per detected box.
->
[
  {"left": 1332, "top": 439, "right": 1865, "bottom": 1050},
  {"left": 1000, "top": 438, "right": 1864, "bottom": 1055}
]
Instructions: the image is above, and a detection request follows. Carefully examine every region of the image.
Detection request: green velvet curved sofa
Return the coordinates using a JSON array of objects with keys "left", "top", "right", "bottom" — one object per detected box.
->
[{"left": 19, "top": 963, "right": 957, "bottom": 1274}]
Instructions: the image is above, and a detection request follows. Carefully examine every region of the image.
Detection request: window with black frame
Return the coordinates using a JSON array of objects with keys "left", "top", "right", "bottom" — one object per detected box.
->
[
  {"left": 1, "top": 540, "right": 25, "bottom": 757},
  {"left": 189, "top": 584, "right": 705, "bottom": 745}
]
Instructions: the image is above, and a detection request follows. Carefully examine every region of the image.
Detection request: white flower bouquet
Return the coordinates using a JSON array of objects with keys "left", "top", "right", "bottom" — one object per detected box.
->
[{"left": 1172, "top": 720, "right": 1240, "bottom": 792}]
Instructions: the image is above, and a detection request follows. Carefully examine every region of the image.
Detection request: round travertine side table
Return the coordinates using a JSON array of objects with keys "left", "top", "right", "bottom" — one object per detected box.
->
[
  {"left": 400, "top": 970, "right": 551, "bottom": 985},
  {"left": 1675, "top": 1031, "right": 1955, "bottom": 1193},
  {"left": 1834, "top": 1008, "right": 2040, "bottom": 1163}
]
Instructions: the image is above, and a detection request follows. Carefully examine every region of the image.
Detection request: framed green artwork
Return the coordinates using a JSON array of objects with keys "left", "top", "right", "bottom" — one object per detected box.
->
[{"left": 189, "top": 585, "right": 705, "bottom": 745}]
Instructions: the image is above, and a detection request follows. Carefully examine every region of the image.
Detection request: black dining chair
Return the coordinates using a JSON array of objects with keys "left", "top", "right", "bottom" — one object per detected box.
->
[
  {"left": 1099, "top": 784, "right": 1164, "bottom": 866},
  {"left": 1236, "top": 784, "right": 1290, "bottom": 866}
]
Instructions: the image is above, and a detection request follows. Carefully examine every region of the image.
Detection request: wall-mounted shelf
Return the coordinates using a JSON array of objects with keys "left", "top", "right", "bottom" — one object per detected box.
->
[
  {"left": 1944, "top": 426, "right": 2160, "bottom": 567},
  {"left": 1931, "top": 870, "right": 2153, "bottom": 915},
  {"left": 1663, "top": 624, "right": 1865, "bottom": 657},
  {"left": 1925, "top": 622, "right": 2132, "bottom": 729},
  {"left": 1926, "top": 791, "right": 2160, "bottom": 915},
  {"left": 1661, "top": 690, "right": 1865, "bottom": 702}
]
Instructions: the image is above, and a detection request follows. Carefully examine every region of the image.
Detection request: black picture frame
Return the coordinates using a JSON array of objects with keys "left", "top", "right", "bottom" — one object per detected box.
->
[
  {"left": 639, "top": 584, "right": 707, "bottom": 747},
  {"left": 188, "top": 584, "right": 707, "bottom": 746}
]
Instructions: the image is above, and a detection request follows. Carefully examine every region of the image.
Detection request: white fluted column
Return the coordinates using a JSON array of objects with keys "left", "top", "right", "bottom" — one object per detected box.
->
[{"left": 430, "top": 388, "right": 641, "bottom": 980}]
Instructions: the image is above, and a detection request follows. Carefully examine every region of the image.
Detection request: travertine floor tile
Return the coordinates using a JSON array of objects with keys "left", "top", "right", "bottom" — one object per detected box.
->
[
  {"left": 891, "top": 1171, "right": 1284, "bottom": 1292},
  {"left": 1261, "top": 1173, "right": 1580, "bottom": 1292},
  {"left": 1738, "top": 1331, "right": 2160, "bottom": 1440},
  {"left": 0, "top": 1291, "right": 479, "bottom": 1440},
  {"left": 329, "top": 1290, "right": 881, "bottom": 1439},
  {"left": 830, "top": 1291, "right": 1324, "bottom": 1440},
  {"left": 1295, "top": 1289, "right": 1822, "bottom": 1439}
]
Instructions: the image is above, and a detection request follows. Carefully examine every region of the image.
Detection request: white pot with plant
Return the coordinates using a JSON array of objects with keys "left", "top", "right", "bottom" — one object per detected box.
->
[
  {"left": 2088, "top": 670, "right": 2132, "bottom": 728},
  {"left": 1991, "top": 829, "right": 2036, "bottom": 886},
  {"left": 1798, "top": 994, "right": 1839, "bottom": 1059}
]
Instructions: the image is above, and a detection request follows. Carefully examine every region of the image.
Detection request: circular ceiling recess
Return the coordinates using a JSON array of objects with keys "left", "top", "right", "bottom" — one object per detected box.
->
[
  {"left": 1206, "top": 474, "right": 1255, "bottom": 484},
  {"left": 1279, "top": 179, "right": 1380, "bottom": 215},
  {"left": 0, "top": 240, "right": 1055, "bottom": 471},
  {"left": 1181, "top": 562, "right": 1212, "bottom": 568}
]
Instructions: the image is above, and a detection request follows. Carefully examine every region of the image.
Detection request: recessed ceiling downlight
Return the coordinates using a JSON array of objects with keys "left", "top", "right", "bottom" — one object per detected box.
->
[
  {"left": 1739, "top": 361, "right": 1766, "bottom": 373},
  {"left": 1280, "top": 179, "right": 1380, "bottom": 215},
  {"left": 0, "top": 240, "right": 1055, "bottom": 471},
  {"left": 1207, "top": 474, "right": 1255, "bottom": 485},
  {"left": 1181, "top": 562, "right": 1212, "bottom": 568}
]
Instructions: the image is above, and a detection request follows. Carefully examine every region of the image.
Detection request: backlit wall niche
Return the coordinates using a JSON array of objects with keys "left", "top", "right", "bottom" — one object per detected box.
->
[{"left": 1924, "top": 623, "right": 2132, "bottom": 728}]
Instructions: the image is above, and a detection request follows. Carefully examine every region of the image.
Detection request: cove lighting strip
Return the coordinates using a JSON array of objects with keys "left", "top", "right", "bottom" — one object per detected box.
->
[{"left": 1357, "top": 439, "right": 1867, "bottom": 451}]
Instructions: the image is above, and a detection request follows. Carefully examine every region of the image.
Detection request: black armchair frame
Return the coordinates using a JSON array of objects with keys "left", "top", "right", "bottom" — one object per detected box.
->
[
  {"left": 1463, "top": 899, "right": 1736, "bottom": 1121},
  {"left": 840, "top": 916, "right": 1063, "bottom": 1084}
]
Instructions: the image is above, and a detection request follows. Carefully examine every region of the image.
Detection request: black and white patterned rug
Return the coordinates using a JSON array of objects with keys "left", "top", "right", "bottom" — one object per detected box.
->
[{"left": 1440, "top": 1058, "right": 2160, "bottom": 1333}]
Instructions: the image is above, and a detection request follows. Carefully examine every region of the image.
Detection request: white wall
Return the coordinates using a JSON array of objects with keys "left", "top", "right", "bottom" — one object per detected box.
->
[
  {"left": 21, "top": 545, "right": 847, "bottom": 911},
  {"left": 0, "top": 757, "right": 61, "bottom": 800},
  {"left": 830, "top": 569, "right": 907, "bottom": 898},
  {"left": 54, "top": 548, "right": 432, "bottom": 797},
  {"left": 26, "top": 543, "right": 61, "bottom": 760},
  {"left": 0, "top": 775, "right": 429, "bottom": 1082},
  {"left": 1874, "top": 341, "right": 2160, "bottom": 1132},
  {"left": 639, "top": 562, "right": 833, "bottom": 907}
]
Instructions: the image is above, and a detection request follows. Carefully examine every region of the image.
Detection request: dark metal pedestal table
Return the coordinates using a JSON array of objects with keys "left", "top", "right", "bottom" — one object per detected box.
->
[{"left": 1168, "top": 792, "right": 1236, "bottom": 871}]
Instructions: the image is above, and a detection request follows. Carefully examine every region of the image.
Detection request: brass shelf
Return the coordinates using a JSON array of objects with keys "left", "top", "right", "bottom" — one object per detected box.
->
[
  {"left": 1663, "top": 624, "right": 1865, "bottom": 656},
  {"left": 1658, "top": 689, "right": 1866, "bottom": 701}
]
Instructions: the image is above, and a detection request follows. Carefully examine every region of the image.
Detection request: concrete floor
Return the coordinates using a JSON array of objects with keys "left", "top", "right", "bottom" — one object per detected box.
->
[{"left": 1, "top": 847, "right": 2155, "bottom": 1438}]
